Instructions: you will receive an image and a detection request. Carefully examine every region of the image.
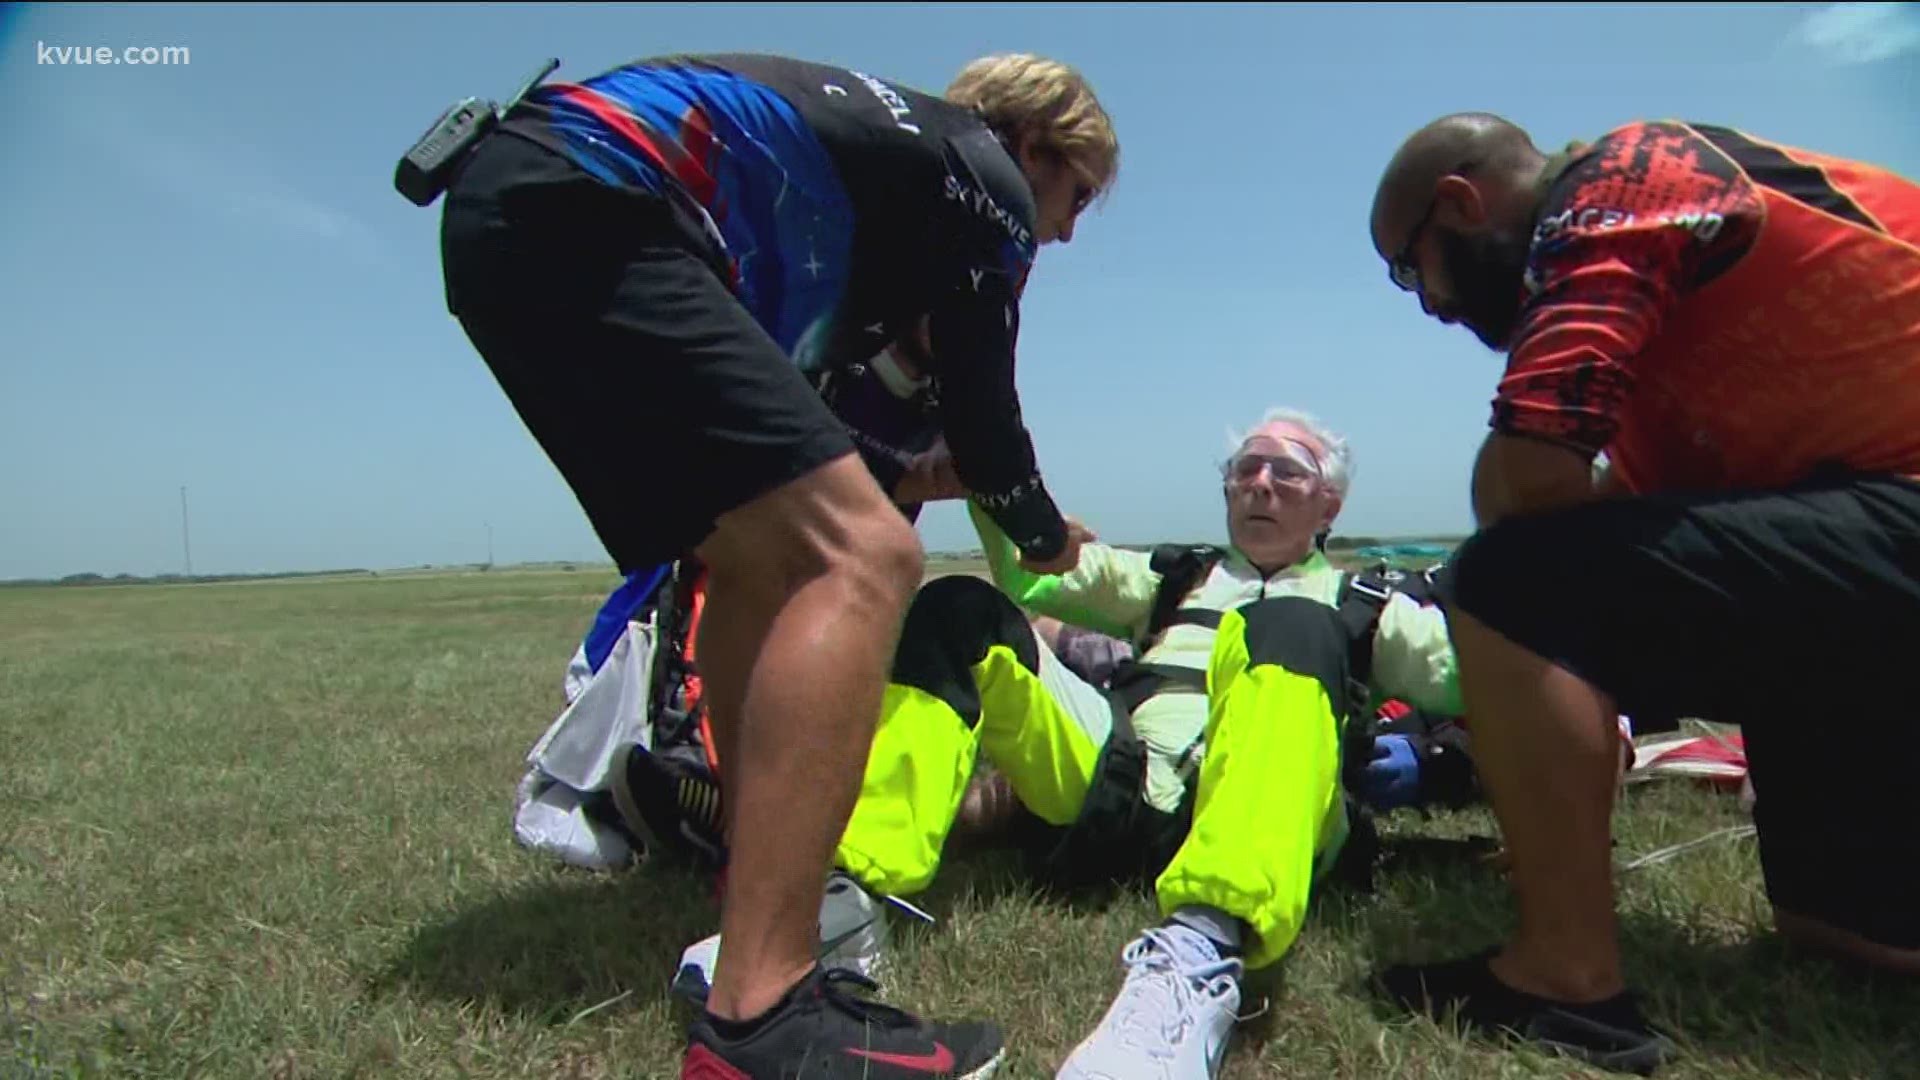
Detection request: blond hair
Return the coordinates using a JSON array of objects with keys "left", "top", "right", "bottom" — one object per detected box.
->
[{"left": 947, "top": 54, "right": 1119, "bottom": 196}]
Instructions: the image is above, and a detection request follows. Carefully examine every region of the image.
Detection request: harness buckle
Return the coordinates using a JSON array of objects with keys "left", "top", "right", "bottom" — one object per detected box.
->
[{"left": 1347, "top": 575, "right": 1393, "bottom": 605}]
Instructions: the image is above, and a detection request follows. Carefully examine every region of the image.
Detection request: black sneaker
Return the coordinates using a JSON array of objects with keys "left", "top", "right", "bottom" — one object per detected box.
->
[
  {"left": 1372, "top": 949, "right": 1677, "bottom": 1076},
  {"left": 610, "top": 743, "right": 728, "bottom": 869},
  {"left": 680, "top": 966, "right": 1005, "bottom": 1079}
]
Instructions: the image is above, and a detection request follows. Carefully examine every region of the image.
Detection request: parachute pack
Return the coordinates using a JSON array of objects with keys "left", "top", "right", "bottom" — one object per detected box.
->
[{"left": 511, "top": 560, "right": 729, "bottom": 874}]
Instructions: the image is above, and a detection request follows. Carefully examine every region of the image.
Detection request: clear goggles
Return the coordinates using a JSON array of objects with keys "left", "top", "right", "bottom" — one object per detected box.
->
[{"left": 1224, "top": 438, "right": 1323, "bottom": 488}]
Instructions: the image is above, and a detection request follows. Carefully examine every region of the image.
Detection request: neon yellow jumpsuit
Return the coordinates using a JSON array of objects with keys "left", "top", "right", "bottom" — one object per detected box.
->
[{"left": 835, "top": 505, "right": 1462, "bottom": 970}]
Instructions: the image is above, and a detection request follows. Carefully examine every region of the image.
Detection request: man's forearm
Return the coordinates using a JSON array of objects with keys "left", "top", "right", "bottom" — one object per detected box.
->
[{"left": 1471, "top": 433, "right": 1602, "bottom": 528}]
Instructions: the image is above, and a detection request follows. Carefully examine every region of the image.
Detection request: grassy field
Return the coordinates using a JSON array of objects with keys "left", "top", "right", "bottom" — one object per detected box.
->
[{"left": 5, "top": 569, "right": 1916, "bottom": 1079}]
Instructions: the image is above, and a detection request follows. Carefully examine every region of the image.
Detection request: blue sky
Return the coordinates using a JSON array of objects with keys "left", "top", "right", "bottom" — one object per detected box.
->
[{"left": 3, "top": 3, "right": 1916, "bottom": 579}]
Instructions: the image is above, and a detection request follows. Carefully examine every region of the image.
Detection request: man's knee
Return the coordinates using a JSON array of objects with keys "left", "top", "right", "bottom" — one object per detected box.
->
[
  {"left": 1439, "top": 516, "right": 1546, "bottom": 624},
  {"left": 892, "top": 575, "right": 1042, "bottom": 724},
  {"left": 1437, "top": 503, "right": 1694, "bottom": 713},
  {"left": 1438, "top": 498, "right": 1649, "bottom": 626},
  {"left": 701, "top": 453, "right": 924, "bottom": 603},
  {"left": 899, "top": 575, "right": 1041, "bottom": 673},
  {"left": 841, "top": 506, "right": 925, "bottom": 608},
  {"left": 1232, "top": 596, "right": 1349, "bottom": 701}
]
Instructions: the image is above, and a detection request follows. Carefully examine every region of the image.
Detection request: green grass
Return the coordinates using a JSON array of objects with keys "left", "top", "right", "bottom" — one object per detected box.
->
[{"left": 5, "top": 572, "right": 1916, "bottom": 1078}]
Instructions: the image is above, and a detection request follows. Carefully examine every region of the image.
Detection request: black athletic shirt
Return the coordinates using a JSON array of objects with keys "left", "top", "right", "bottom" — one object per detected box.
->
[{"left": 498, "top": 52, "right": 1069, "bottom": 560}]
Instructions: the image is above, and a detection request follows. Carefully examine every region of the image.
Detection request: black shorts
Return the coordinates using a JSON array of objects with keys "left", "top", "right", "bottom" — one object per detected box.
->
[
  {"left": 437, "top": 132, "right": 856, "bottom": 572},
  {"left": 1440, "top": 471, "right": 1920, "bottom": 949}
]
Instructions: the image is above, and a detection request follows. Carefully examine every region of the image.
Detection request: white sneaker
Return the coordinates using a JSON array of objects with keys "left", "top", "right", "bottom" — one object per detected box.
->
[
  {"left": 1055, "top": 924, "right": 1243, "bottom": 1080},
  {"left": 670, "top": 871, "right": 890, "bottom": 1003}
]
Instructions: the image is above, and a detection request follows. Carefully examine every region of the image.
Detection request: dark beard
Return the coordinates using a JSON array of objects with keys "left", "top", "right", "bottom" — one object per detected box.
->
[{"left": 1437, "top": 226, "right": 1532, "bottom": 350}]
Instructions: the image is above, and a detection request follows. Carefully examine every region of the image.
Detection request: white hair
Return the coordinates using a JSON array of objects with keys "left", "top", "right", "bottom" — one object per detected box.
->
[{"left": 1224, "top": 406, "right": 1354, "bottom": 501}]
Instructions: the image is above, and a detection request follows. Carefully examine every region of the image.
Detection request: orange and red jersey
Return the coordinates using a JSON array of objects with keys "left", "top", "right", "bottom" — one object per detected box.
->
[{"left": 1493, "top": 121, "right": 1920, "bottom": 493}]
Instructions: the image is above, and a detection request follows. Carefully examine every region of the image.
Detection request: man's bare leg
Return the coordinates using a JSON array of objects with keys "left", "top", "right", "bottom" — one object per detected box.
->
[
  {"left": 691, "top": 453, "right": 924, "bottom": 1022},
  {"left": 1449, "top": 608, "right": 1627, "bottom": 1002},
  {"left": 1774, "top": 909, "right": 1920, "bottom": 976}
]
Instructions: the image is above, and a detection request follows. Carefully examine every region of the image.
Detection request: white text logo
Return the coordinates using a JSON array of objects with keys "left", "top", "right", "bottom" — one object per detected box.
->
[
  {"left": 38, "top": 41, "right": 191, "bottom": 66},
  {"left": 847, "top": 70, "right": 921, "bottom": 135},
  {"left": 1534, "top": 205, "right": 1726, "bottom": 243},
  {"left": 943, "top": 175, "right": 1034, "bottom": 250}
]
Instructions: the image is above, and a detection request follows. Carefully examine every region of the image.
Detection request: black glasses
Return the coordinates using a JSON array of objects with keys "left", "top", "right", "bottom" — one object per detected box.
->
[
  {"left": 1388, "top": 198, "right": 1438, "bottom": 292},
  {"left": 1387, "top": 160, "right": 1476, "bottom": 294}
]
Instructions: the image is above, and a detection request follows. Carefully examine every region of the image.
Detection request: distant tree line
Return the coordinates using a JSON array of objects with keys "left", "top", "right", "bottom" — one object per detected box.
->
[
  {"left": 0, "top": 562, "right": 620, "bottom": 589},
  {"left": 1324, "top": 534, "right": 1471, "bottom": 551},
  {"left": 0, "top": 569, "right": 379, "bottom": 589},
  {"left": 924, "top": 533, "right": 1468, "bottom": 562}
]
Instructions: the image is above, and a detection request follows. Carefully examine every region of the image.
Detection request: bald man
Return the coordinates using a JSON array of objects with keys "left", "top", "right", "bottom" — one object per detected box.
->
[{"left": 1366, "top": 113, "right": 1920, "bottom": 1073}]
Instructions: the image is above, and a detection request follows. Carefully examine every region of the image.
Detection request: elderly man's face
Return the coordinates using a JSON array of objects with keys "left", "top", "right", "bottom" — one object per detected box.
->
[{"left": 1223, "top": 422, "right": 1341, "bottom": 568}]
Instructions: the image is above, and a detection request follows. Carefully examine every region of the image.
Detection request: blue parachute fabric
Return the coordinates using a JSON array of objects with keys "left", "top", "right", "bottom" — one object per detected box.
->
[{"left": 583, "top": 563, "right": 671, "bottom": 676}]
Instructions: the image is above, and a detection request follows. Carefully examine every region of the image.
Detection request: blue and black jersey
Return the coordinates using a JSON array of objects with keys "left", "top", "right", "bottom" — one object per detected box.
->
[{"left": 498, "top": 53, "right": 1063, "bottom": 558}]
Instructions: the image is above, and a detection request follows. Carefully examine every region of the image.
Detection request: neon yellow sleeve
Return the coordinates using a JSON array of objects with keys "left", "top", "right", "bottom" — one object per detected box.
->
[{"left": 966, "top": 502, "right": 1159, "bottom": 641}]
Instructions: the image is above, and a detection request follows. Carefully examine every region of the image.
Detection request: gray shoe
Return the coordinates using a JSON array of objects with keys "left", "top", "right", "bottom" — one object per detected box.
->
[
  {"left": 818, "top": 870, "right": 889, "bottom": 978},
  {"left": 671, "top": 870, "right": 890, "bottom": 1003},
  {"left": 1056, "top": 924, "right": 1242, "bottom": 1080}
]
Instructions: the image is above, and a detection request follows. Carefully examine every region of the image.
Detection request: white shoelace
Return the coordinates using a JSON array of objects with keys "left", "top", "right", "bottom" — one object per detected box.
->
[{"left": 1110, "top": 927, "right": 1241, "bottom": 1061}]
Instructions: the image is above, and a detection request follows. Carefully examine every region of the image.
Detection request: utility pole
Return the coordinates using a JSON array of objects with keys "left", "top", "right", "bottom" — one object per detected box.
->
[
  {"left": 180, "top": 485, "right": 193, "bottom": 577},
  {"left": 485, "top": 521, "right": 494, "bottom": 567}
]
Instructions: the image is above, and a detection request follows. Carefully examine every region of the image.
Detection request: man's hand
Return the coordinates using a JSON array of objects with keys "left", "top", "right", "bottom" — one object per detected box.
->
[
  {"left": 1019, "top": 517, "right": 1096, "bottom": 576},
  {"left": 893, "top": 439, "right": 966, "bottom": 505}
]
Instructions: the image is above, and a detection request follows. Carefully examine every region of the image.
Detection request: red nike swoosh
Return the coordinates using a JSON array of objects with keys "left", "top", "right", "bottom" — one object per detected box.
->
[{"left": 844, "top": 1043, "right": 956, "bottom": 1072}]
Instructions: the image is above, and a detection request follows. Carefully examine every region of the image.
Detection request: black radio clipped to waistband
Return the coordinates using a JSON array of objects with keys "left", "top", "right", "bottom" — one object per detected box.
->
[{"left": 393, "top": 57, "right": 560, "bottom": 208}]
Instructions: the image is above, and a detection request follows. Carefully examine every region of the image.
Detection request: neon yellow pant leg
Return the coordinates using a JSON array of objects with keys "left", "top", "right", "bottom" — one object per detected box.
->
[
  {"left": 833, "top": 643, "right": 1108, "bottom": 895},
  {"left": 834, "top": 683, "right": 980, "bottom": 898},
  {"left": 1154, "top": 609, "right": 1343, "bottom": 970},
  {"left": 974, "top": 643, "right": 1107, "bottom": 827}
]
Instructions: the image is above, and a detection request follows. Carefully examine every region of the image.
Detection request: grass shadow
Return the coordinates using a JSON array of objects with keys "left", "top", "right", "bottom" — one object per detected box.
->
[
  {"left": 369, "top": 862, "right": 717, "bottom": 1026},
  {"left": 1227, "top": 832, "right": 1512, "bottom": 1057},
  {"left": 365, "top": 820, "right": 1521, "bottom": 1059},
  {"left": 1372, "top": 834, "right": 1504, "bottom": 880},
  {"left": 1328, "top": 842, "right": 1920, "bottom": 1078},
  {"left": 1621, "top": 914, "right": 1920, "bottom": 1078}
]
